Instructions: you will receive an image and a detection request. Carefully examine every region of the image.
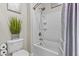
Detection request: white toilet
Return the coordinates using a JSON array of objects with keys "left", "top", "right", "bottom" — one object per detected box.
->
[{"left": 7, "top": 39, "right": 29, "bottom": 56}]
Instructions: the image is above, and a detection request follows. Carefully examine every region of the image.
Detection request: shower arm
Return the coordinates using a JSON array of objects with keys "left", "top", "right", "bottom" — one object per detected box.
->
[
  {"left": 33, "top": 3, "right": 45, "bottom": 11},
  {"left": 33, "top": 3, "right": 41, "bottom": 10}
]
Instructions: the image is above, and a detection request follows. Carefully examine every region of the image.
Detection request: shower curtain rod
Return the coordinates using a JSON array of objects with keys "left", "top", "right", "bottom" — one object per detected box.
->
[
  {"left": 51, "top": 4, "right": 62, "bottom": 9},
  {"left": 33, "top": 3, "right": 62, "bottom": 10}
]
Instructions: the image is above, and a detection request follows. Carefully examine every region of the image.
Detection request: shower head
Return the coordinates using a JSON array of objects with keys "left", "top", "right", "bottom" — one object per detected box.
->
[
  {"left": 40, "top": 7, "right": 45, "bottom": 11},
  {"left": 39, "top": 7, "right": 45, "bottom": 11}
]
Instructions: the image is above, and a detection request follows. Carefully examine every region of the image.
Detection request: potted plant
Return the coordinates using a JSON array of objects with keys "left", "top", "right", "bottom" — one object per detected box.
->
[{"left": 9, "top": 16, "right": 22, "bottom": 39}]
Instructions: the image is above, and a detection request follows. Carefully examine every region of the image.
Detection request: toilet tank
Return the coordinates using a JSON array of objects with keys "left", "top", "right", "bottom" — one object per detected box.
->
[{"left": 7, "top": 39, "right": 24, "bottom": 54}]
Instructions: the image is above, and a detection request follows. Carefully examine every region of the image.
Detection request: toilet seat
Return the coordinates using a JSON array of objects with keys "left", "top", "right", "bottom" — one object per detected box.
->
[{"left": 13, "top": 50, "right": 29, "bottom": 56}]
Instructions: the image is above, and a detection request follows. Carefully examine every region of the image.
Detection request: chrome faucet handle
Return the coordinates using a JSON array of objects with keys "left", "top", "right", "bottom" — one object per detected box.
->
[
  {"left": 39, "top": 38, "right": 43, "bottom": 40},
  {"left": 39, "top": 32, "right": 42, "bottom": 36}
]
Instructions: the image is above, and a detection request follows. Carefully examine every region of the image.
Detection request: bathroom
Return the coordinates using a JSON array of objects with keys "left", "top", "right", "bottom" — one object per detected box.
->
[{"left": 0, "top": 3, "right": 78, "bottom": 56}]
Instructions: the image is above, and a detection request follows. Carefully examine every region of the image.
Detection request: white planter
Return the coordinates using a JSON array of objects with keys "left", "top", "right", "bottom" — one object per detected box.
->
[{"left": 11, "top": 34, "right": 19, "bottom": 40}]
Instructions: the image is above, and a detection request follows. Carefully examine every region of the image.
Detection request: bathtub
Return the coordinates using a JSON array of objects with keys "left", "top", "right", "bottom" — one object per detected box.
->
[{"left": 32, "top": 40, "right": 64, "bottom": 56}]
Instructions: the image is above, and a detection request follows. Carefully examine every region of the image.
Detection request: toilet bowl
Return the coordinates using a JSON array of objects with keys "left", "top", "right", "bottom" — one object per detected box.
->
[{"left": 7, "top": 39, "right": 29, "bottom": 56}]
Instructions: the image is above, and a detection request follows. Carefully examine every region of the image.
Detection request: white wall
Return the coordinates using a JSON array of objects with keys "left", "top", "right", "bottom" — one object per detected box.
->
[
  {"left": 0, "top": 3, "right": 31, "bottom": 52},
  {"left": 30, "top": 4, "right": 41, "bottom": 44},
  {"left": 44, "top": 5, "right": 62, "bottom": 41}
]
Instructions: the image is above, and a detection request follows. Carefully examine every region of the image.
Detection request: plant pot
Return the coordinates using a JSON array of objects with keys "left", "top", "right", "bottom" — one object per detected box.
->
[{"left": 11, "top": 34, "right": 19, "bottom": 40}]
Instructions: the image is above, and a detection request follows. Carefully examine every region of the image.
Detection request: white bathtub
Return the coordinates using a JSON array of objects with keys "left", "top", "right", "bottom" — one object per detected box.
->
[{"left": 32, "top": 40, "right": 64, "bottom": 56}]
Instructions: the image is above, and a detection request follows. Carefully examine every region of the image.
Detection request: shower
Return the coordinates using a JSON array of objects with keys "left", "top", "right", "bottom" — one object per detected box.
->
[{"left": 31, "top": 3, "right": 64, "bottom": 56}]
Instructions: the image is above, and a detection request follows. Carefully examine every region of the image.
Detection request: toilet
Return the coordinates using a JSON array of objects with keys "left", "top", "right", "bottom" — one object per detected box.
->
[{"left": 7, "top": 39, "right": 29, "bottom": 56}]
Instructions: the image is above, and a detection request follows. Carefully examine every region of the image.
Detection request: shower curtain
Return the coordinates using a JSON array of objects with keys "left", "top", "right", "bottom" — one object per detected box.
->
[{"left": 63, "top": 3, "right": 77, "bottom": 56}]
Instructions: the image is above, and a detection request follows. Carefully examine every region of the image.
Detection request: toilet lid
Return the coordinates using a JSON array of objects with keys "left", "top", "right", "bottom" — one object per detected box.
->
[{"left": 13, "top": 50, "right": 29, "bottom": 56}]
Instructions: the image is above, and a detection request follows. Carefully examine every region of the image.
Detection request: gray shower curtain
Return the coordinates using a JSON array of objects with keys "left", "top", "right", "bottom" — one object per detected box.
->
[{"left": 63, "top": 3, "right": 77, "bottom": 56}]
